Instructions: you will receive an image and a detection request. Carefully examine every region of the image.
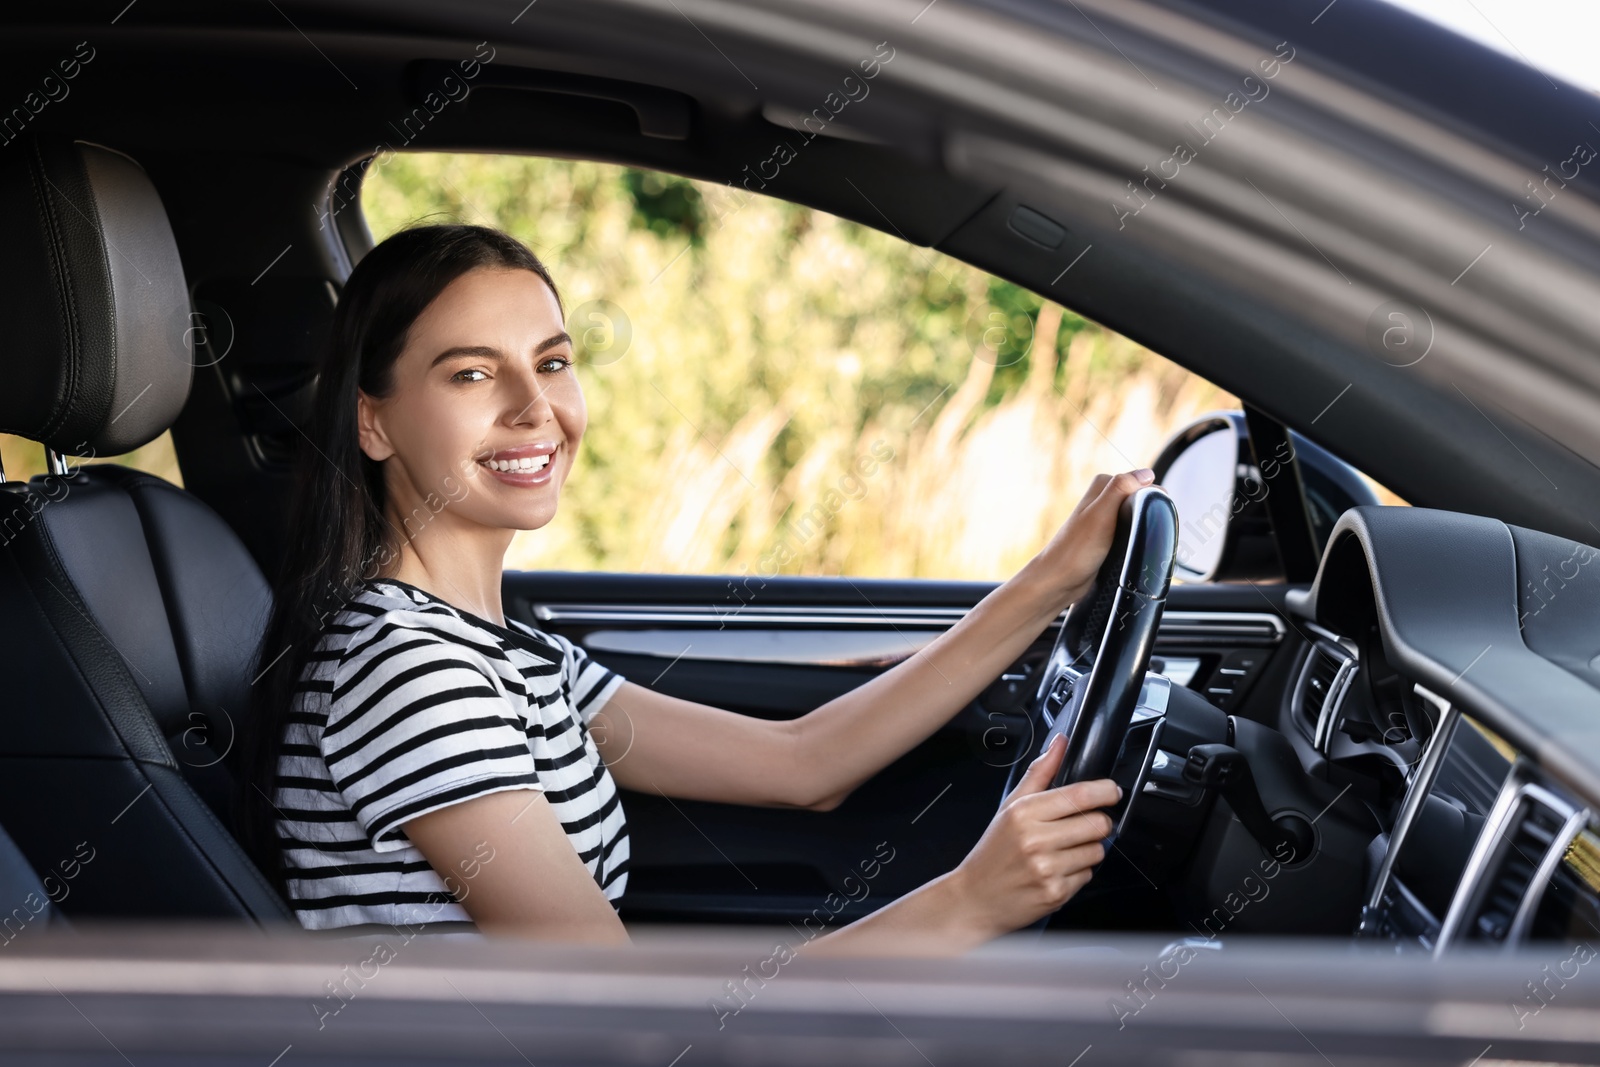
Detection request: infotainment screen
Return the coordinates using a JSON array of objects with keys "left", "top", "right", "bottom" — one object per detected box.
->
[{"left": 1390, "top": 714, "right": 1517, "bottom": 922}]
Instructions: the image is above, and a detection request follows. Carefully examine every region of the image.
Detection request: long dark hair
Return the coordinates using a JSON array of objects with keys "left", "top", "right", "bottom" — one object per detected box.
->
[{"left": 236, "top": 223, "right": 561, "bottom": 896}]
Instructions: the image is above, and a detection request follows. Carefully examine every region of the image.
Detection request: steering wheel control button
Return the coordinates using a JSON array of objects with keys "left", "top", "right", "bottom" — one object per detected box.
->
[
  {"left": 1044, "top": 675, "right": 1075, "bottom": 714},
  {"left": 1202, "top": 649, "right": 1268, "bottom": 710}
]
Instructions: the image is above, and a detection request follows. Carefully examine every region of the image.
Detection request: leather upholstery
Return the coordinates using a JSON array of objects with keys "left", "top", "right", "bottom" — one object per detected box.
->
[
  {"left": 0, "top": 135, "right": 292, "bottom": 924},
  {"left": 0, "top": 466, "right": 292, "bottom": 922},
  {"left": 0, "top": 820, "right": 71, "bottom": 941},
  {"left": 0, "top": 136, "right": 192, "bottom": 456}
]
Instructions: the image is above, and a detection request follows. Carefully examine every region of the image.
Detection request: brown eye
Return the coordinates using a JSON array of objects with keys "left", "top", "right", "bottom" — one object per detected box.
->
[
  {"left": 452, "top": 368, "right": 489, "bottom": 383},
  {"left": 539, "top": 355, "right": 573, "bottom": 373}
]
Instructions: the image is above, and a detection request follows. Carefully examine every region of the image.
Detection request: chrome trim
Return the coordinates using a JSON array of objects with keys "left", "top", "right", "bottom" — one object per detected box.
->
[
  {"left": 1507, "top": 805, "right": 1591, "bottom": 944},
  {"left": 1366, "top": 691, "right": 1459, "bottom": 913},
  {"left": 537, "top": 600, "right": 1284, "bottom": 641},
  {"left": 1313, "top": 657, "right": 1360, "bottom": 753},
  {"left": 1434, "top": 769, "right": 1526, "bottom": 955},
  {"left": 1135, "top": 671, "right": 1173, "bottom": 720},
  {"left": 1289, "top": 638, "right": 1356, "bottom": 753},
  {"left": 1434, "top": 767, "right": 1583, "bottom": 956},
  {"left": 1115, "top": 717, "right": 1166, "bottom": 838},
  {"left": 1303, "top": 620, "right": 1359, "bottom": 658},
  {"left": 1408, "top": 684, "right": 1452, "bottom": 785},
  {"left": 536, "top": 604, "right": 970, "bottom": 627},
  {"left": 582, "top": 628, "right": 936, "bottom": 668},
  {"left": 1154, "top": 612, "right": 1285, "bottom": 645}
]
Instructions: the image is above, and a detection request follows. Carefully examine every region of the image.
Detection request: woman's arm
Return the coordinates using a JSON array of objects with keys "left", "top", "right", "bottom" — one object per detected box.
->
[
  {"left": 399, "top": 732, "right": 1118, "bottom": 952},
  {"left": 402, "top": 789, "right": 630, "bottom": 943},
  {"left": 804, "top": 733, "right": 1120, "bottom": 955},
  {"left": 589, "top": 469, "right": 1153, "bottom": 810}
]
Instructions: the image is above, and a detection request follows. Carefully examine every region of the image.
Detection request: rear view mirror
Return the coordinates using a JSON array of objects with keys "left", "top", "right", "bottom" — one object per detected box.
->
[{"left": 1152, "top": 411, "right": 1380, "bottom": 583}]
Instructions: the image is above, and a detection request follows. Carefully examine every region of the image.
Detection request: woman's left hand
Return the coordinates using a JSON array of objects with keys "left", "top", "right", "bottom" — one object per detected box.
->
[{"left": 1028, "top": 468, "right": 1157, "bottom": 612}]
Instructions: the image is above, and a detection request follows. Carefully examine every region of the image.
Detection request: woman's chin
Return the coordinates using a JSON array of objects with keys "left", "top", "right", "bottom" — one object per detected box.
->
[{"left": 497, "top": 502, "right": 560, "bottom": 533}]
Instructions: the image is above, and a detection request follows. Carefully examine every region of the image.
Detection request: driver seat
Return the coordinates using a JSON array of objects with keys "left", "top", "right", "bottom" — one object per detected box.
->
[{"left": 0, "top": 134, "right": 294, "bottom": 925}]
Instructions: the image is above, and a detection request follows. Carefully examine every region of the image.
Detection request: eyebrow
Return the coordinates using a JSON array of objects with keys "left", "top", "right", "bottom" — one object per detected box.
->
[{"left": 429, "top": 332, "right": 573, "bottom": 368}]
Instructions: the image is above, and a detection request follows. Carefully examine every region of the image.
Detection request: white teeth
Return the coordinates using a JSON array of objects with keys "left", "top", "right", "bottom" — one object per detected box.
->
[{"left": 483, "top": 453, "right": 552, "bottom": 472}]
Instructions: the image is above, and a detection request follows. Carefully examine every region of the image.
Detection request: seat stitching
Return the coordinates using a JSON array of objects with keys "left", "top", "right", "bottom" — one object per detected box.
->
[{"left": 23, "top": 139, "right": 81, "bottom": 444}]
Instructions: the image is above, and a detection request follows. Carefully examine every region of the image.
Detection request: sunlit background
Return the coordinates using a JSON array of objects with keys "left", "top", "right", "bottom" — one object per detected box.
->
[
  {"left": 361, "top": 153, "right": 1242, "bottom": 580},
  {"left": 3, "top": 146, "right": 1414, "bottom": 581},
  {"left": 1381, "top": 0, "right": 1600, "bottom": 93}
]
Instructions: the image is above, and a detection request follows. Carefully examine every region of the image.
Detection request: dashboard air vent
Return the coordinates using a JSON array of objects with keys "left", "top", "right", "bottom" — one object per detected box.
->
[
  {"left": 1462, "top": 793, "right": 1568, "bottom": 944},
  {"left": 1293, "top": 640, "right": 1355, "bottom": 750}
]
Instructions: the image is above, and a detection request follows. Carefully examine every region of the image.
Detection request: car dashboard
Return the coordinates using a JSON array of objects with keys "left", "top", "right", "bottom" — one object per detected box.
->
[{"left": 1280, "top": 506, "right": 1600, "bottom": 953}]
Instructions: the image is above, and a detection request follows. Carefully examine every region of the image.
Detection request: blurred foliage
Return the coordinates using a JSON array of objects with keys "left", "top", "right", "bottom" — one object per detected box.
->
[
  {"left": 361, "top": 153, "right": 1244, "bottom": 579},
  {"left": 621, "top": 169, "right": 706, "bottom": 246}
]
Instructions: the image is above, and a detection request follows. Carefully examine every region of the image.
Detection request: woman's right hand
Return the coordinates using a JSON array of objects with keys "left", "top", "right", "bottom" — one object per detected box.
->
[{"left": 948, "top": 733, "right": 1121, "bottom": 937}]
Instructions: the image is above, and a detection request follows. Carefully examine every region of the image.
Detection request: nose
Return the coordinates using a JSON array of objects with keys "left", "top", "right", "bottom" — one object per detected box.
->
[{"left": 506, "top": 363, "right": 554, "bottom": 428}]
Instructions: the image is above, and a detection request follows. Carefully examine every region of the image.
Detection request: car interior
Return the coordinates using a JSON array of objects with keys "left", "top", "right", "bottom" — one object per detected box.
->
[{"left": 0, "top": 0, "right": 1598, "bottom": 967}]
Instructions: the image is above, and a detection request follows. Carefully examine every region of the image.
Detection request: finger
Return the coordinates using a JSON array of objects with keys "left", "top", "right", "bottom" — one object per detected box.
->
[
  {"left": 1031, "top": 842, "right": 1107, "bottom": 902},
  {"left": 1065, "top": 470, "right": 1149, "bottom": 537},
  {"left": 1032, "top": 777, "right": 1122, "bottom": 820},
  {"left": 1008, "top": 733, "right": 1066, "bottom": 801},
  {"left": 1096, "top": 468, "right": 1155, "bottom": 507},
  {"left": 1054, "top": 839, "right": 1109, "bottom": 874},
  {"left": 1034, "top": 809, "right": 1117, "bottom": 851},
  {"left": 1058, "top": 865, "right": 1097, "bottom": 899},
  {"left": 1066, "top": 473, "right": 1114, "bottom": 521}
]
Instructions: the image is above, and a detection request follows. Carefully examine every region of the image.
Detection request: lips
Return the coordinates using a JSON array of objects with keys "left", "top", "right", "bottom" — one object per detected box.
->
[{"left": 477, "top": 442, "right": 559, "bottom": 485}]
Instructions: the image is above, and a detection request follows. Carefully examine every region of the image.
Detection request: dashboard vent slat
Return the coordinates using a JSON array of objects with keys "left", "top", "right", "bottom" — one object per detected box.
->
[
  {"left": 1465, "top": 795, "right": 1569, "bottom": 944},
  {"left": 1293, "top": 640, "right": 1356, "bottom": 752},
  {"left": 1305, "top": 650, "right": 1341, "bottom": 719}
]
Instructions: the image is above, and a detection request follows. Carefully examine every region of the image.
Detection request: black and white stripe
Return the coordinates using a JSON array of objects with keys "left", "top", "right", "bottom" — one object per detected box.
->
[{"left": 274, "top": 578, "right": 628, "bottom": 933}]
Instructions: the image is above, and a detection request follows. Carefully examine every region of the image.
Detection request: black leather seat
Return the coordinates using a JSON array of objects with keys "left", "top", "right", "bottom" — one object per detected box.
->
[
  {"left": 0, "top": 135, "right": 293, "bottom": 924},
  {"left": 0, "top": 819, "right": 74, "bottom": 941}
]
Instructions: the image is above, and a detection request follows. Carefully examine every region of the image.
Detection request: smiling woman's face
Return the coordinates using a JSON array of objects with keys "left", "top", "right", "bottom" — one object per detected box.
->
[{"left": 357, "top": 266, "right": 585, "bottom": 536}]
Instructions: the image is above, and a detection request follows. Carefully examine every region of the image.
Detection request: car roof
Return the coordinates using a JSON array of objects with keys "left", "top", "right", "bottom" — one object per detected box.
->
[{"left": 1159, "top": 0, "right": 1600, "bottom": 179}]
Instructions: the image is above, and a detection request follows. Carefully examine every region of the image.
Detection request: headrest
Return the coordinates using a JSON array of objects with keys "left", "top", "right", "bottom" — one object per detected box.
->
[{"left": 0, "top": 136, "right": 192, "bottom": 456}]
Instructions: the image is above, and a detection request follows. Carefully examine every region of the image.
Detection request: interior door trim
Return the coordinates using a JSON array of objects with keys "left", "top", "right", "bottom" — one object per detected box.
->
[
  {"left": 532, "top": 603, "right": 971, "bottom": 627},
  {"left": 542, "top": 604, "right": 1285, "bottom": 668}
]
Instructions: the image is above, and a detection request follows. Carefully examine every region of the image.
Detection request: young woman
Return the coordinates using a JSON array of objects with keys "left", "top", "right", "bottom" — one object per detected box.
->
[{"left": 240, "top": 223, "right": 1149, "bottom": 954}]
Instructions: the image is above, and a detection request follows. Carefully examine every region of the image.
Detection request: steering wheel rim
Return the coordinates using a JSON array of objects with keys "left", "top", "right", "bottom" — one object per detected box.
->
[{"left": 1001, "top": 486, "right": 1179, "bottom": 804}]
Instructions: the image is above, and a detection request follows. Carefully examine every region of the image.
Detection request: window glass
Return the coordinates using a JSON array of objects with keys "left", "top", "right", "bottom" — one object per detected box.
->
[
  {"left": 1361, "top": 472, "right": 1409, "bottom": 507},
  {"left": 362, "top": 153, "right": 1239, "bottom": 579},
  {"left": 0, "top": 431, "right": 183, "bottom": 486}
]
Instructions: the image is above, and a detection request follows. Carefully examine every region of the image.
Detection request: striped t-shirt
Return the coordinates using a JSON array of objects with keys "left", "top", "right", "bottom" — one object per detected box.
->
[{"left": 272, "top": 577, "right": 628, "bottom": 934}]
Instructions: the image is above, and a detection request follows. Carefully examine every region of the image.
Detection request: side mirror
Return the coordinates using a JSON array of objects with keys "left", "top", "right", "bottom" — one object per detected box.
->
[{"left": 1152, "top": 411, "right": 1380, "bottom": 583}]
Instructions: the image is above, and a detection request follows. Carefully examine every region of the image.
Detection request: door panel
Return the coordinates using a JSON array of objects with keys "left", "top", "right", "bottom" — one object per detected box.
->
[{"left": 502, "top": 571, "right": 1294, "bottom": 927}]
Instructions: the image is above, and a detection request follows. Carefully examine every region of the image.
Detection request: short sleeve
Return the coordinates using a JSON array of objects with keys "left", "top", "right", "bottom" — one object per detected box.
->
[
  {"left": 322, "top": 623, "right": 542, "bottom": 853},
  {"left": 545, "top": 630, "right": 626, "bottom": 725}
]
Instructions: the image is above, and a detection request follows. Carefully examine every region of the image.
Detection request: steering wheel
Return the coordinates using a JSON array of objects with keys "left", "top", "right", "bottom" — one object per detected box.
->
[{"left": 1001, "top": 485, "right": 1179, "bottom": 809}]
